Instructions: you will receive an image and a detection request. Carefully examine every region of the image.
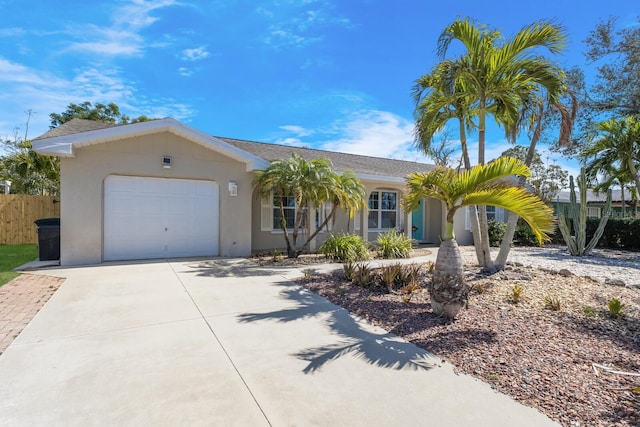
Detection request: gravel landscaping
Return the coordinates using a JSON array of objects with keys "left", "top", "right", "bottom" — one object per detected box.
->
[{"left": 293, "top": 246, "right": 640, "bottom": 427}]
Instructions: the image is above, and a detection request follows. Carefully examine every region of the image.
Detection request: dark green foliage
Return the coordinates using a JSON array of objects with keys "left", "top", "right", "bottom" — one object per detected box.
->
[
  {"left": 585, "top": 218, "right": 640, "bottom": 251},
  {"left": 487, "top": 219, "right": 506, "bottom": 247},
  {"left": 49, "top": 101, "right": 151, "bottom": 128},
  {"left": 551, "top": 217, "right": 640, "bottom": 250},
  {"left": 488, "top": 218, "right": 541, "bottom": 247},
  {"left": 513, "top": 218, "right": 542, "bottom": 247},
  {"left": 320, "top": 234, "right": 369, "bottom": 262},
  {"left": 375, "top": 230, "right": 413, "bottom": 259}
]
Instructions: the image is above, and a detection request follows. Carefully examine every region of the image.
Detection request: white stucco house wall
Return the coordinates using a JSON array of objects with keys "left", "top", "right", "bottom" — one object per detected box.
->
[{"left": 33, "top": 118, "right": 472, "bottom": 266}]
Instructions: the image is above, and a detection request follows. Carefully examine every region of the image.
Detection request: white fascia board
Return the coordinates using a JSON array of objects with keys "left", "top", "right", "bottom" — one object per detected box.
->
[
  {"left": 354, "top": 173, "right": 406, "bottom": 184},
  {"left": 32, "top": 118, "right": 269, "bottom": 172}
]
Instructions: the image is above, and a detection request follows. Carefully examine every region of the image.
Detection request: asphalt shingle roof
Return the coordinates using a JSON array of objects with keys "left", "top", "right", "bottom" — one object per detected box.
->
[
  {"left": 32, "top": 119, "right": 435, "bottom": 179},
  {"left": 217, "top": 137, "right": 434, "bottom": 178},
  {"left": 33, "top": 118, "right": 116, "bottom": 140},
  {"left": 556, "top": 188, "right": 636, "bottom": 203}
]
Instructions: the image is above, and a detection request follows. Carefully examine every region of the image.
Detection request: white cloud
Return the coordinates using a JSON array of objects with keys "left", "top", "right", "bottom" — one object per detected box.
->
[
  {"left": 0, "top": 57, "right": 194, "bottom": 139},
  {"left": 318, "top": 110, "right": 429, "bottom": 162},
  {"left": 0, "top": 28, "right": 25, "bottom": 37},
  {"left": 279, "top": 125, "right": 313, "bottom": 137},
  {"left": 66, "top": 0, "right": 178, "bottom": 57},
  {"left": 178, "top": 67, "right": 194, "bottom": 77},
  {"left": 181, "top": 46, "right": 210, "bottom": 61},
  {"left": 256, "top": 0, "right": 351, "bottom": 49}
]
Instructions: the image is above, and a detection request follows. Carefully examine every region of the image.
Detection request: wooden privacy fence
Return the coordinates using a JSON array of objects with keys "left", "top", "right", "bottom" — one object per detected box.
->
[{"left": 0, "top": 195, "right": 60, "bottom": 245}]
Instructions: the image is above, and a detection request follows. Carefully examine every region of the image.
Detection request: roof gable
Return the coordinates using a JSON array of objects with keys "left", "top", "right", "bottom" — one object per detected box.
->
[{"left": 32, "top": 118, "right": 269, "bottom": 172}]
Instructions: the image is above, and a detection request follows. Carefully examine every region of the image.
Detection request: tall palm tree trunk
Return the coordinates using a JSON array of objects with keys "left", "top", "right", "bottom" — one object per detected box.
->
[
  {"left": 495, "top": 104, "right": 544, "bottom": 270},
  {"left": 476, "top": 106, "right": 494, "bottom": 270},
  {"left": 458, "top": 119, "right": 485, "bottom": 267}
]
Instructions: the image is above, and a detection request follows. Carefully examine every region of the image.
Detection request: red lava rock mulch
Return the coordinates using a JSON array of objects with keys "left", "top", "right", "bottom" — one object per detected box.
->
[{"left": 297, "top": 266, "right": 640, "bottom": 427}]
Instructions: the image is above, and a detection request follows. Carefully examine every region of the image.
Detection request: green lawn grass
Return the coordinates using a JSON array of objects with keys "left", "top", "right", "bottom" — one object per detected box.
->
[{"left": 0, "top": 244, "right": 38, "bottom": 287}]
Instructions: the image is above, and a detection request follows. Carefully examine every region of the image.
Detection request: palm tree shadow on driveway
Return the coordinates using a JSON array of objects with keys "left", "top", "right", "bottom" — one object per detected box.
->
[{"left": 237, "top": 283, "right": 439, "bottom": 374}]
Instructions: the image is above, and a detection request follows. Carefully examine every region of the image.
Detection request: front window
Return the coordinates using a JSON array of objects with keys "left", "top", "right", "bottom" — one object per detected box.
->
[
  {"left": 272, "top": 194, "right": 306, "bottom": 229},
  {"left": 486, "top": 206, "right": 496, "bottom": 220},
  {"left": 368, "top": 191, "right": 397, "bottom": 229}
]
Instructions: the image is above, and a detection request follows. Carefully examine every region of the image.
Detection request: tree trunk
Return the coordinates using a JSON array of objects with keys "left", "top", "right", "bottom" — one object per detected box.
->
[
  {"left": 495, "top": 102, "right": 544, "bottom": 271},
  {"left": 477, "top": 205, "right": 494, "bottom": 272},
  {"left": 475, "top": 103, "right": 493, "bottom": 269},
  {"left": 458, "top": 118, "right": 484, "bottom": 267},
  {"left": 430, "top": 239, "right": 468, "bottom": 319}
]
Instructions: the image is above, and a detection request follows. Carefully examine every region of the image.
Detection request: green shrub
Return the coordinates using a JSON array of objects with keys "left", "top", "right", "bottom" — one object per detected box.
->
[
  {"left": 487, "top": 219, "right": 506, "bottom": 247},
  {"left": 509, "top": 284, "right": 523, "bottom": 304},
  {"left": 607, "top": 298, "right": 624, "bottom": 318},
  {"left": 380, "top": 263, "right": 402, "bottom": 291},
  {"left": 514, "top": 218, "right": 541, "bottom": 247},
  {"left": 375, "top": 230, "right": 413, "bottom": 259},
  {"left": 343, "top": 262, "right": 356, "bottom": 280},
  {"left": 352, "top": 262, "right": 374, "bottom": 287},
  {"left": 320, "top": 233, "right": 369, "bottom": 262},
  {"left": 552, "top": 217, "right": 640, "bottom": 251}
]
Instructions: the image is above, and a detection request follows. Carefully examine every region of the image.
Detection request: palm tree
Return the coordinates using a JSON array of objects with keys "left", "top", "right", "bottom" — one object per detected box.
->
[
  {"left": 403, "top": 157, "right": 554, "bottom": 319},
  {"left": 434, "top": 18, "right": 566, "bottom": 270},
  {"left": 0, "top": 140, "right": 59, "bottom": 195},
  {"left": 254, "top": 154, "right": 366, "bottom": 258},
  {"left": 413, "top": 59, "right": 487, "bottom": 263},
  {"left": 582, "top": 116, "right": 640, "bottom": 199}
]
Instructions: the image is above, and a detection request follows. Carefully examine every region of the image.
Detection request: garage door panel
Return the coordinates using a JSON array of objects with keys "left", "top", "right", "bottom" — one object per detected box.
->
[{"left": 104, "top": 176, "right": 219, "bottom": 261}]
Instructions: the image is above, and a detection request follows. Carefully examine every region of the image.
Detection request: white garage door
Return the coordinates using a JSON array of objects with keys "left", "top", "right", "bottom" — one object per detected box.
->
[{"left": 104, "top": 175, "right": 219, "bottom": 261}]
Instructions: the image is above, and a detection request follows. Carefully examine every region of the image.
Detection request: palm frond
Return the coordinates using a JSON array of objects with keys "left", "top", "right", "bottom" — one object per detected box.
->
[{"left": 462, "top": 187, "right": 555, "bottom": 243}]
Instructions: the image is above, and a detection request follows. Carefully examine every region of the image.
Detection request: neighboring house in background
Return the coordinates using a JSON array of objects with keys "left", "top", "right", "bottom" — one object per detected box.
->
[
  {"left": 33, "top": 118, "right": 470, "bottom": 266},
  {"left": 552, "top": 189, "right": 639, "bottom": 219}
]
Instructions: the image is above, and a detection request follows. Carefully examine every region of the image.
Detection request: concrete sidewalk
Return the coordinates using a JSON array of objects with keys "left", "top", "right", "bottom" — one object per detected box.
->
[{"left": 0, "top": 258, "right": 558, "bottom": 426}]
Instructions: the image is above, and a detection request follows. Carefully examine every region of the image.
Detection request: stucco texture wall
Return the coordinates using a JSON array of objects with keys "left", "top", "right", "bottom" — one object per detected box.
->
[{"left": 59, "top": 132, "right": 252, "bottom": 266}]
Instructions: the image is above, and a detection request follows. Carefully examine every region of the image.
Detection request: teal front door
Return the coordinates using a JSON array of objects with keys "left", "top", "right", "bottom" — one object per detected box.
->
[{"left": 411, "top": 201, "right": 424, "bottom": 241}]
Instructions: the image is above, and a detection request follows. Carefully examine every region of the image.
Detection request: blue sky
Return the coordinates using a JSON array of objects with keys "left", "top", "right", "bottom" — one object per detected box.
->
[{"left": 0, "top": 0, "right": 637, "bottom": 177}]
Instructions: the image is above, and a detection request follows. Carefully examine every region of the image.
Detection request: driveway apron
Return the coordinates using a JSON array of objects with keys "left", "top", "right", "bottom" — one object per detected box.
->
[{"left": 0, "top": 259, "right": 559, "bottom": 426}]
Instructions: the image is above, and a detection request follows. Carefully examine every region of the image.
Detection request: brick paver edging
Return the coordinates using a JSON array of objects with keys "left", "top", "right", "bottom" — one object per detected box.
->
[{"left": 0, "top": 274, "right": 64, "bottom": 355}]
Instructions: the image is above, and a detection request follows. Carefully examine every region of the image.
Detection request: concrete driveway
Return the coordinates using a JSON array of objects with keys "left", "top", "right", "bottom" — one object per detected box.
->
[{"left": 0, "top": 259, "right": 558, "bottom": 426}]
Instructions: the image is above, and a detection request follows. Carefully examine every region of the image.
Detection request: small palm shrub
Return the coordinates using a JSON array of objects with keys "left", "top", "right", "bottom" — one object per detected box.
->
[
  {"left": 544, "top": 295, "right": 562, "bottom": 311},
  {"left": 509, "top": 284, "right": 523, "bottom": 304},
  {"left": 320, "top": 233, "right": 369, "bottom": 262},
  {"left": 375, "top": 230, "right": 413, "bottom": 259},
  {"left": 607, "top": 298, "right": 624, "bottom": 318},
  {"left": 352, "top": 262, "right": 374, "bottom": 287},
  {"left": 343, "top": 262, "right": 356, "bottom": 280},
  {"left": 380, "top": 263, "right": 402, "bottom": 291}
]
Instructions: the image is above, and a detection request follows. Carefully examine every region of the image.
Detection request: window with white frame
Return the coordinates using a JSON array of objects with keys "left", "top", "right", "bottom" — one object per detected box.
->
[
  {"left": 262, "top": 193, "right": 334, "bottom": 232},
  {"left": 368, "top": 190, "right": 397, "bottom": 229},
  {"left": 587, "top": 207, "right": 601, "bottom": 218},
  {"left": 274, "top": 194, "right": 296, "bottom": 229}
]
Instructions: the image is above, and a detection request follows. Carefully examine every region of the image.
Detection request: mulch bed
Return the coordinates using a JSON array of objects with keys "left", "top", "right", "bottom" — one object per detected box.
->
[{"left": 296, "top": 264, "right": 640, "bottom": 427}]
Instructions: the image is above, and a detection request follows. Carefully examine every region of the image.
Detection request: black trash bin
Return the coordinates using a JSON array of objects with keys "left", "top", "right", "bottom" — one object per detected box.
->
[{"left": 34, "top": 217, "right": 60, "bottom": 261}]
